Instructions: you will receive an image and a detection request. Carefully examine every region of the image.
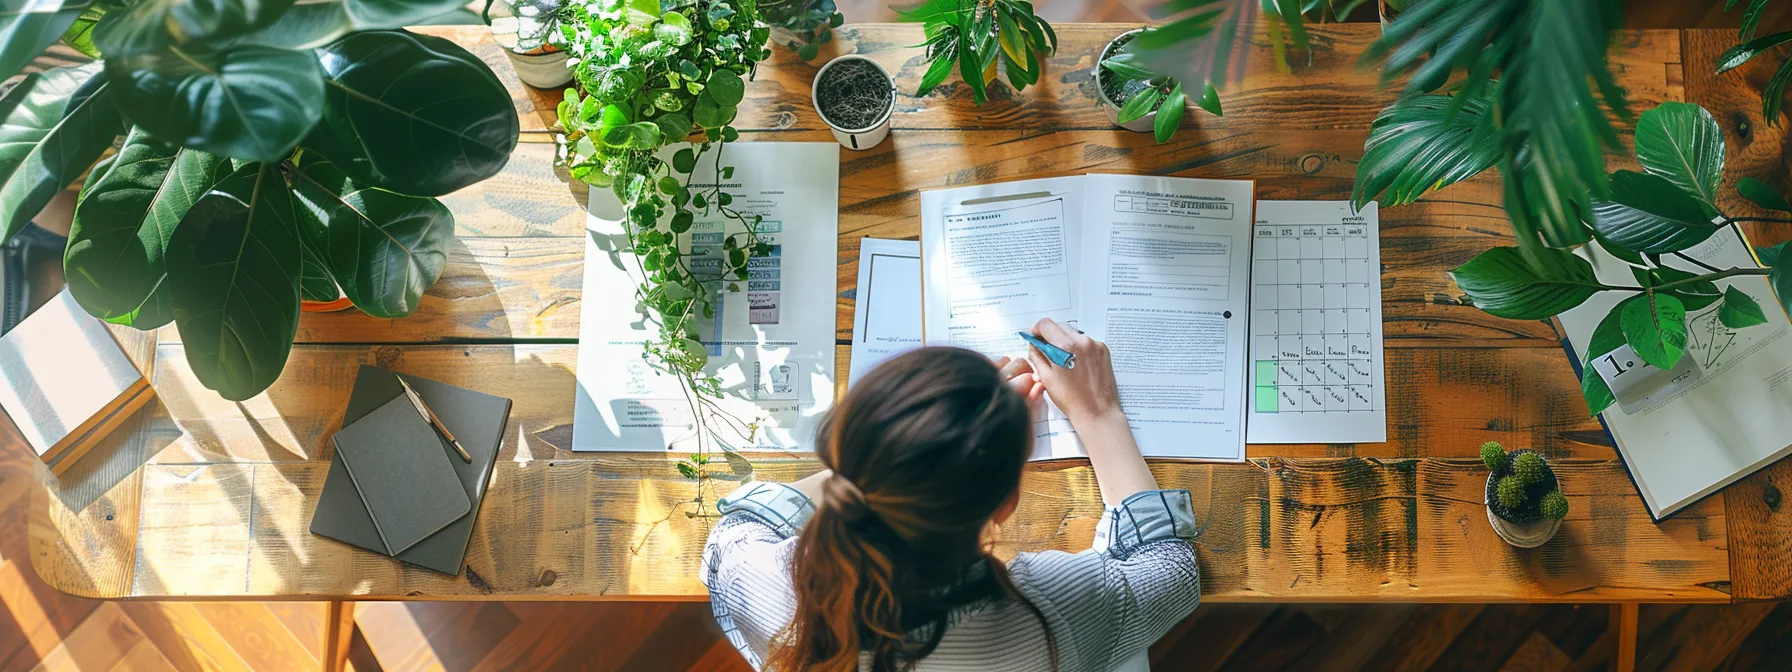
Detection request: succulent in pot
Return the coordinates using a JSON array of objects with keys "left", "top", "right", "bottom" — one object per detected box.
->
[
  {"left": 1481, "top": 442, "right": 1569, "bottom": 548},
  {"left": 812, "top": 54, "right": 895, "bottom": 150}
]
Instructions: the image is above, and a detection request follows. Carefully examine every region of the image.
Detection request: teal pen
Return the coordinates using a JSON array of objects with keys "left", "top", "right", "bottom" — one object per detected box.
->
[{"left": 1017, "top": 331, "right": 1076, "bottom": 369}]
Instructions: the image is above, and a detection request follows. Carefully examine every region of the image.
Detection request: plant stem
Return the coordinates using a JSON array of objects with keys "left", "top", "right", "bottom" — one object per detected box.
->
[
  {"left": 1651, "top": 267, "right": 1770, "bottom": 291},
  {"left": 1671, "top": 251, "right": 1723, "bottom": 274}
]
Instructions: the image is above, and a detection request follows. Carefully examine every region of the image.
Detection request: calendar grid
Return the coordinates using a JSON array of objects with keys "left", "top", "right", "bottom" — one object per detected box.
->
[{"left": 1251, "top": 222, "right": 1378, "bottom": 414}]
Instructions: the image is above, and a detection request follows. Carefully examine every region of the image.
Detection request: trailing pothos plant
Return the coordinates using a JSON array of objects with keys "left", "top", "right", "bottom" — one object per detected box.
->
[
  {"left": 1414, "top": 101, "right": 1792, "bottom": 415},
  {"left": 1100, "top": 29, "right": 1223, "bottom": 143},
  {"left": 0, "top": 0, "right": 520, "bottom": 401},
  {"left": 762, "top": 0, "right": 842, "bottom": 61},
  {"left": 898, "top": 0, "right": 1056, "bottom": 106},
  {"left": 557, "top": 0, "right": 772, "bottom": 479}
]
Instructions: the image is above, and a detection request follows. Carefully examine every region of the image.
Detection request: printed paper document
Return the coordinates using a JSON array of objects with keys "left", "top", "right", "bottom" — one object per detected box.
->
[
  {"left": 572, "top": 142, "right": 838, "bottom": 452},
  {"left": 849, "top": 238, "right": 923, "bottom": 385}
]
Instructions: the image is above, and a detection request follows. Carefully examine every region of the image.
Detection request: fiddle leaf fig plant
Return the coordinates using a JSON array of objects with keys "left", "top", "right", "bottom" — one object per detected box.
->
[
  {"left": 0, "top": 0, "right": 521, "bottom": 401},
  {"left": 557, "top": 0, "right": 770, "bottom": 478},
  {"left": 898, "top": 0, "right": 1055, "bottom": 106},
  {"left": 1434, "top": 102, "right": 1792, "bottom": 416}
]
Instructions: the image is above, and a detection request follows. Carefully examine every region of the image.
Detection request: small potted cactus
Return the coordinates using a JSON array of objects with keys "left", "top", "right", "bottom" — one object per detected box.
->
[{"left": 1481, "top": 441, "right": 1568, "bottom": 548}]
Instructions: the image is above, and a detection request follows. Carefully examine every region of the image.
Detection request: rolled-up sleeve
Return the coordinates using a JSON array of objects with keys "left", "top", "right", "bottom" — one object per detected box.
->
[
  {"left": 700, "top": 481, "right": 815, "bottom": 669},
  {"left": 1011, "top": 489, "right": 1201, "bottom": 671}
]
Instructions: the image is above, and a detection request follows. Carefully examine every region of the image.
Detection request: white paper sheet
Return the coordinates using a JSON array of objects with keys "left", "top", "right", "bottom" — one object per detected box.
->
[
  {"left": 572, "top": 142, "right": 839, "bottom": 452},
  {"left": 848, "top": 238, "right": 922, "bottom": 386},
  {"left": 1244, "top": 201, "right": 1388, "bottom": 444},
  {"left": 921, "top": 174, "right": 1254, "bottom": 461},
  {"left": 1559, "top": 226, "right": 1792, "bottom": 519}
]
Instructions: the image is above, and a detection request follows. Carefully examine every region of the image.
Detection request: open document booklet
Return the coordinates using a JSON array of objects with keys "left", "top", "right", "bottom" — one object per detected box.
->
[
  {"left": 921, "top": 175, "right": 1387, "bottom": 461},
  {"left": 1560, "top": 226, "right": 1792, "bottom": 520}
]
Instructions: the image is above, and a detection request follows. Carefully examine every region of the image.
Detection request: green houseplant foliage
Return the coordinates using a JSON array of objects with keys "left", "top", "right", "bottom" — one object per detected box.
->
[
  {"left": 762, "top": 0, "right": 842, "bottom": 61},
  {"left": 1433, "top": 102, "right": 1792, "bottom": 416},
  {"left": 557, "top": 0, "right": 773, "bottom": 474},
  {"left": 898, "top": 0, "right": 1055, "bottom": 106},
  {"left": 0, "top": 0, "right": 522, "bottom": 401},
  {"left": 1099, "top": 28, "right": 1222, "bottom": 144},
  {"left": 1715, "top": 0, "right": 1792, "bottom": 125}
]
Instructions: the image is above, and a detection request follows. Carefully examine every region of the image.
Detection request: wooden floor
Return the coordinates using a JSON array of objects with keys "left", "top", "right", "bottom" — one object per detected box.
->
[{"left": 7, "top": 1, "right": 1792, "bottom": 670}]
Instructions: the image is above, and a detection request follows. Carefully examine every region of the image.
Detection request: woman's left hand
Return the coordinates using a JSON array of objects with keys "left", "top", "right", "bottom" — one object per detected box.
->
[{"left": 996, "top": 355, "right": 1045, "bottom": 419}]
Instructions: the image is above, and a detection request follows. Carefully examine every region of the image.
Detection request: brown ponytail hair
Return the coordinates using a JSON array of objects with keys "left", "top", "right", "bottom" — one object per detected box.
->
[{"left": 768, "top": 347, "right": 1057, "bottom": 671}]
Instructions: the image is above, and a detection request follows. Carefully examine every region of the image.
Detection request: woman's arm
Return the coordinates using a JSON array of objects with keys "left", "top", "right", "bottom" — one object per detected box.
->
[{"left": 1022, "top": 318, "right": 1158, "bottom": 506}]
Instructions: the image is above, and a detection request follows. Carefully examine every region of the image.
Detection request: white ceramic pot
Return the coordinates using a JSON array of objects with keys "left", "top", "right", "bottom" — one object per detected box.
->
[
  {"left": 1485, "top": 473, "right": 1563, "bottom": 548},
  {"left": 1095, "top": 28, "right": 1155, "bottom": 133},
  {"left": 504, "top": 48, "right": 573, "bottom": 89},
  {"left": 812, "top": 55, "right": 895, "bottom": 151}
]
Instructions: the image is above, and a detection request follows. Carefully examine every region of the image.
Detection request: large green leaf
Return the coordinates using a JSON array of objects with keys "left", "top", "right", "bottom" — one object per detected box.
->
[
  {"left": 1352, "top": 90, "right": 1500, "bottom": 209},
  {"left": 110, "top": 44, "right": 324, "bottom": 162},
  {"left": 1450, "top": 246, "right": 1605, "bottom": 320},
  {"left": 1633, "top": 102, "right": 1724, "bottom": 214},
  {"left": 1589, "top": 170, "right": 1721, "bottom": 254},
  {"left": 0, "top": 1, "right": 87, "bottom": 83},
  {"left": 167, "top": 162, "right": 301, "bottom": 401},
  {"left": 298, "top": 241, "right": 339, "bottom": 302},
  {"left": 1618, "top": 292, "right": 1687, "bottom": 370},
  {"left": 1715, "top": 29, "right": 1792, "bottom": 74},
  {"left": 303, "top": 30, "right": 519, "bottom": 197},
  {"left": 1580, "top": 305, "right": 1624, "bottom": 415},
  {"left": 1719, "top": 286, "right": 1769, "bottom": 328},
  {"left": 229, "top": 0, "right": 471, "bottom": 50},
  {"left": 1738, "top": 177, "right": 1792, "bottom": 213},
  {"left": 291, "top": 158, "right": 453, "bottom": 319},
  {"left": 93, "top": 0, "right": 295, "bottom": 57},
  {"left": 0, "top": 63, "right": 127, "bottom": 246},
  {"left": 65, "top": 127, "right": 229, "bottom": 329}
]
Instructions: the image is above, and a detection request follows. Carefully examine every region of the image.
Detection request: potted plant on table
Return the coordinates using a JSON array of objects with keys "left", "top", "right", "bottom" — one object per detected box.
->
[
  {"left": 898, "top": 0, "right": 1056, "bottom": 106},
  {"left": 813, "top": 54, "right": 896, "bottom": 150},
  {"left": 1482, "top": 442, "right": 1569, "bottom": 548},
  {"left": 557, "top": 0, "right": 771, "bottom": 479},
  {"left": 485, "top": 0, "right": 576, "bottom": 88},
  {"left": 1096, "top": 27, "right": 1222, "bottom": 142},
  {"left": 763, "top": 0, "right": 844, "bottom": 61},
  {"left": 0, "top": 0, "right": 520, "bottom": 401}
]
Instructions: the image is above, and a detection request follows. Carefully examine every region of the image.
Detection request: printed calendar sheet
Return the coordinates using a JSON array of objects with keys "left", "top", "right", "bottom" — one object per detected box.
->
[{"left": 1246, "top": 201, "right": 1387, "bottom": 444}]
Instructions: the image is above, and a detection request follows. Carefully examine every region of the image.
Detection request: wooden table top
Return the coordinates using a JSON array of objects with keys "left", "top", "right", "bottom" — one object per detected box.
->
[{"left": 23, "top": 23, "right": 1792, "bottom": 603}]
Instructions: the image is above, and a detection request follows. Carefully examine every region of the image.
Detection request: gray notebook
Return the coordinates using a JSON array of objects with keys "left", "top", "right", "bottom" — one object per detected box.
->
[
  {"left": 330, "top": 396, "right": 472, "bottom": 556},
  {"left": 310, "top": 367, "right": 512, "bottom": 574}
]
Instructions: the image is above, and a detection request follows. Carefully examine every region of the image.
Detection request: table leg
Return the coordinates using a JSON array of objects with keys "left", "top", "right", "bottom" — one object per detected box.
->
[
  {"left": 323, "top": 600, "right": 357, "bottom": 672},
  {"left": 1614, "top": 602, "right": 1638, "bottom": 672}
]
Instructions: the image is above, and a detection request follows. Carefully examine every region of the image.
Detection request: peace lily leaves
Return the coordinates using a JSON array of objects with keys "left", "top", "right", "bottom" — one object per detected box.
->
[
  {"left": 0, "top": 63, "right": 127, "bottom": 244},
  {"left": 95, "top": 0, "right": 296, "bottom": 57},
  {"left": 304, "top": 30, "right": 519, "bottom": 197},
  {"left": 1590, "top": 170, "right": 1720, "bottom": 254},
  {"left": 0, "top": 1, "right": 88, "bottom": 82},
  {"left": 110, "top": 44, "right": 324, "bottom": 162},
  {"left": 291, "top": 158, "right": 453, "bottom": 319},
  {"left": 1619, "top": 292, "right": 1687, "bottom": 370},
  {"left": 1153, "top": 82, "right": 1186, "bottom": 144},
  {"left": 1633, "top": 102, "right": 1724, "bottom": 216},
  {"left": 1351, "top": 90, "right": 1500, "bottom": 209},
  {"left": 65, "top": 128, "right": 229, "bottom": 328},
  {"left": 167, "top": 162, "right": 302, "bottom": 402},
  {"left": 1450, "top": 247, "right": 1603, "bottom": 320}
]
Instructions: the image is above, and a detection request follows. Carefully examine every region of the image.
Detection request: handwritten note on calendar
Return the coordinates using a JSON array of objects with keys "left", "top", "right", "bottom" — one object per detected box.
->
[{"left": 1245, "top": 201, "right": 1388, "bottom": 444}]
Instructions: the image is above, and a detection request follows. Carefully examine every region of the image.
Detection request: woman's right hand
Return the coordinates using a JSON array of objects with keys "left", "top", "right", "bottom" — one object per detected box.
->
[{"left": 1023, "top": 318, "right": 1122, "bottom": 424}]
